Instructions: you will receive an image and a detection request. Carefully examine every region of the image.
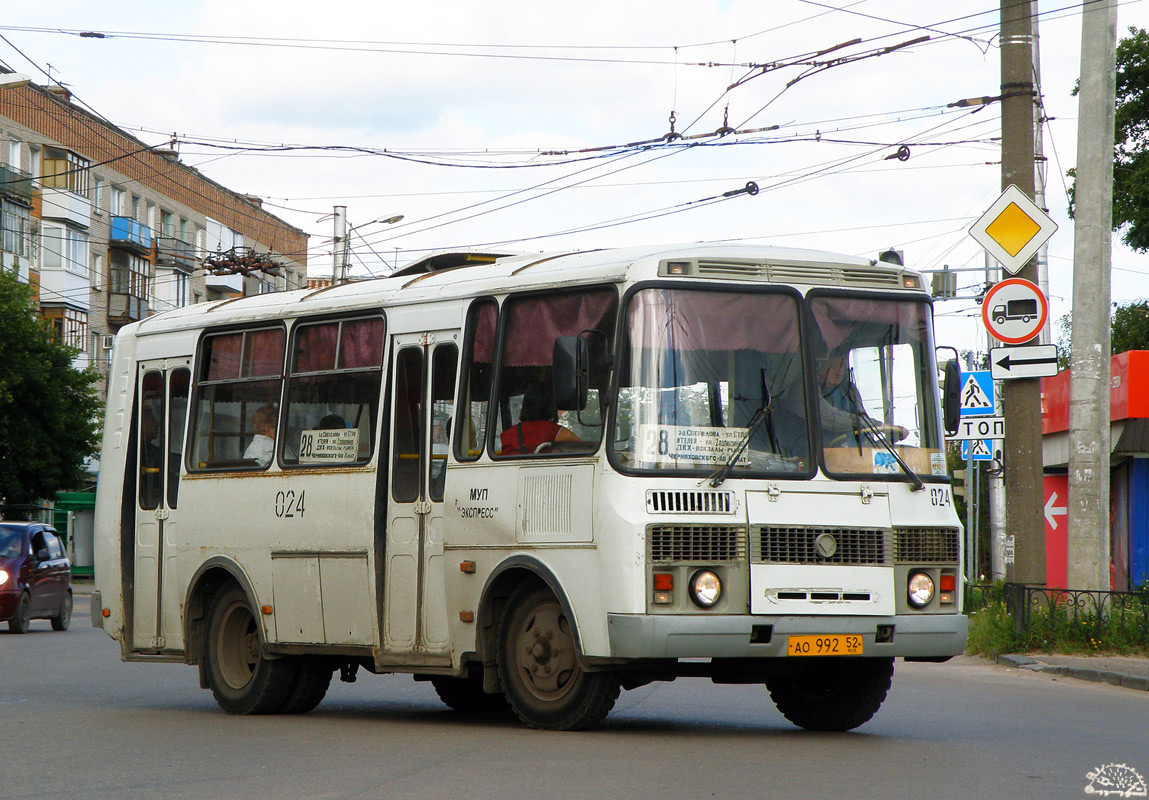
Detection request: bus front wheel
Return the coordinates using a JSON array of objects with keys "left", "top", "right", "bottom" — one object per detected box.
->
[
  {"left": 205, "top": 584, "right": 295, "bottom": 714},
  {"left": 766, "top": 656, "right": 893, "bottom": 731},
  {"left": 497, "top": 584, "right": 620, "bottom": 731}
]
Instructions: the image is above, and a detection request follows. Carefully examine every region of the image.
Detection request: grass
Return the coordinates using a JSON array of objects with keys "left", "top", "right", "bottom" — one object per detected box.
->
[{"left": 964, "top": 582, "right": 1149, "bottom": 659}]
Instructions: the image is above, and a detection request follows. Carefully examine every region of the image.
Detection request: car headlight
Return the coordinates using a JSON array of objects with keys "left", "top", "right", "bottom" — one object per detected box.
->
[
  {"left": 908, "top": 571, "right": 935, "bottom": 608},
  {"left": 689, "top": 569, "right": 722, "bottom": 608},
  {"left": 0, "top": 569, "right": 7, "bottom": 587}
]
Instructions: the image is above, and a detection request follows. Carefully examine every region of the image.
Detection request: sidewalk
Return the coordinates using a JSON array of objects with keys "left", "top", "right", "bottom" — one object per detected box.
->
[{"left": 996, "top": 652, "right": 1149, "bottom": 691}]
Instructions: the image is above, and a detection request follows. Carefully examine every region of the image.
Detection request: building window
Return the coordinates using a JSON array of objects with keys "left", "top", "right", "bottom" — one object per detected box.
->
[
  {"left": 8, "top": 138, "right": 20, "bottom": 169},
  {"left": 174, "top": 271, "right": 188, "bottom": 307},
  {"left": 109, "top": 249, "right": 150, "bottom": 299},
  {"left": 111, "top": 187, "right": 127, "bottom": 216},
  {"left": 161, "top": 210, "right": 175, "bottom": 238},
  {"left": 91, "top": 252, "right": 105, "bottom": 291},
  {"left": 42, "top": 306, "right": 88, "bottom": 349},
  {"left": 179, "top": 217, "right": 190, "bottom": 244},
  {"left": 41, "top": 222, "right": 89, "bottom": 275},
  {"left": 1, "top": 199, "right": 31, "bottom": 258},
  {"left": 131, "top": 195, "right": 141, "bottom": 222},
  {"left": 90, "top": 176, "right": 105, "bottom": 215},
  {"left": 42, "top": 146, "right": 90, "bottom": 195}
]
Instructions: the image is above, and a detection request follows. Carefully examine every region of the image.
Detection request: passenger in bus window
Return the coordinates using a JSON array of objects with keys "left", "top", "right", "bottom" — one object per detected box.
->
[
  {"left": 243, "top": 405, "right": 277, "bottom": 466},
  {"left": 317, "top": 414, "right": 345, "bottom": 429},
  {"left": 500, "top": 382, "right": 580, "bottom": 455}
]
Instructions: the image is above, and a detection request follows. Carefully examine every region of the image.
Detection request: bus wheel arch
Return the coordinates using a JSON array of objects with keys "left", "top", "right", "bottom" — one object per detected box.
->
[
  {"left": 184, "top": 559, "right": 261, "bottom": 684},
  {"left": 476, "top": 557, "right": 584, "bottom": 673}
]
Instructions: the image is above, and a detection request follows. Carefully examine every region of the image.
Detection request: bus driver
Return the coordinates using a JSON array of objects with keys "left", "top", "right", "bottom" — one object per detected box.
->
[{"left": 500, "top": 382, "right": 580, "bottom": 455}]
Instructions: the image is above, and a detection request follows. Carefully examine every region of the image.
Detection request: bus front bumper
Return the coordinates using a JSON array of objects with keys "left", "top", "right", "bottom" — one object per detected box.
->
[{"left": 606, "top": 612, "right": 967, "bottom": 660}]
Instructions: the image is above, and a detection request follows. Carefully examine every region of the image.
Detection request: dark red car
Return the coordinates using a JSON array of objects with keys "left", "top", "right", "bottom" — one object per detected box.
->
[{"left": 0, "top": 522, "right": 72, "bottom": 633}]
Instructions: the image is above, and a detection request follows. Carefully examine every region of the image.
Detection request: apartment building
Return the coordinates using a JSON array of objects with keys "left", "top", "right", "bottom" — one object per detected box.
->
[{"left": 0, "top": 75, "right": 308, "bottom": 387}]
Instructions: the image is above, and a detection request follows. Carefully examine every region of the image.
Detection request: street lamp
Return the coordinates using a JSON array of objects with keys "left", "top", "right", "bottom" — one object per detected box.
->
[{"left": 336, "top": 212, "right": 404, "bottom": 284}]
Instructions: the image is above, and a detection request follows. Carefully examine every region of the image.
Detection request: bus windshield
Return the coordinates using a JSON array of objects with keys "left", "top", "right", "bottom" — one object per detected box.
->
[
  {"left": 612, "top": 287, "right": 811, "bottom": 476},
  {"left": 809, "top": 293, "right": 946, "bottom": 480}
]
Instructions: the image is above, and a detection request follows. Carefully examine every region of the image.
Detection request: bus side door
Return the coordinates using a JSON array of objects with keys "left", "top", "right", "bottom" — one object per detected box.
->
[
  {"left": 383, "top": 331, "right": 459, "bottom": 660},
  {"left": 131, "top": 359, "right": 191, "bottom": 653}
]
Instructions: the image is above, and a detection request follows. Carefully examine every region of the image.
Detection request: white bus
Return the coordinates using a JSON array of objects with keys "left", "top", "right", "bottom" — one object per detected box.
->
[{"left": 92, "top": 243, "right": 967, "bottom": 731}]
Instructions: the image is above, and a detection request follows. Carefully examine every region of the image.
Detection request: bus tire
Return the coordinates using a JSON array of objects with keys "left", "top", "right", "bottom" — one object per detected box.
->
[
  {"left": 431, "top": 671, "right": 510, "bottom": 714},
  {"left": 205, "top": 584, "right": 295, "bottom": 715},
  {"left": 497, "top": 583, "right": 620, "bottom": 731},
  {"left": 280, "top": 656, "right": 333, "bottom": 714},
  {"left": 766, "top": 656, "right": 893, "bottom": 731}
]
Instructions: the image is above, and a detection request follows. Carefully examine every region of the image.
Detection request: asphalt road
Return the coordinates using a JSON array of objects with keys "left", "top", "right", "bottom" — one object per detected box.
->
[{"left": 2, "top": 595, "right": 1147, "bottom": 800}]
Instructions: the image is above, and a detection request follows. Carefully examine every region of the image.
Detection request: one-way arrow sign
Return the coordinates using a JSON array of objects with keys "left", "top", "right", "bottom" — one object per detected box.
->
[{"left": 990, "top": 344, "right": 1059, "bottom": 380}]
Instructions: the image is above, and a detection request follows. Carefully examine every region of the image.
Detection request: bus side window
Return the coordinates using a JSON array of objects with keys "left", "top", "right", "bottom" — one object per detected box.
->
[
  {"left": 493, "top": 288, "right": 617, "bottom": 457},
  {"left": 138, "top": 370, "right": 165, "bottom": 510},
  {"left": 282, "top": 315, "right": 385, "bottom": 467},
  {"left": 167, "top": 368, "right": 190, "bottom": 508},
  {"left": 455, "top": 299, "right": 496, "bottom": 462},
  {"left": 429, "top": 344, "right": 458, "bottom": 501},
  {"left": 188, "top": 327, "right": 285, "bottom": 471},
  {"left": 392, "top": 348, "right": 423, "bottom": 503}
]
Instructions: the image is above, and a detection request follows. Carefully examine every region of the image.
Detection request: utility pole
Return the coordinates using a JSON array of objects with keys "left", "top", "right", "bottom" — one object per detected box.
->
[
  {"left": 1067, "top": 0, "right": 1118, "bottom": 591},
  {"left": 333, "top": 205, "right": 347, "bottom": 285},
  {"left": 998, "top": 0, "right": 1045, "bottom": 585}
]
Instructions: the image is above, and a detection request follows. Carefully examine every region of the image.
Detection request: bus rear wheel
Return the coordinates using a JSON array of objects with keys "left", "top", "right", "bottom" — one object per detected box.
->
[
  {"left": 280, "top": 656, "right": 333, "bottom": 714},
  {"left": 205, "top": 584, "right": 295, "bottom": 714},
  {"left": 497, "top": 584, "right": 619, "bottom": 731},
  {"left": 766, "top": 656, "right": 893, "bottom": 731},
  {"left": 431, "top": 671, "right": 510, "bottom": 714}
]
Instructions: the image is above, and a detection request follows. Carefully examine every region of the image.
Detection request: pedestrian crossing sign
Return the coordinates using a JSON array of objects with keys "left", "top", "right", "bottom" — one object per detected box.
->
[
  {"left": 959, "top": 370, "right": 995, "bottom": 417},
  {"left": 961, "top": 438, "right": 997, "bottom": 461}
]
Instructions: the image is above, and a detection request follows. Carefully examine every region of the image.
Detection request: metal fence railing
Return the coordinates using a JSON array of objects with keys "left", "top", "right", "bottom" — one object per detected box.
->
[{"left": 979, "top": 583, "right": 1149, "bottom": 647}]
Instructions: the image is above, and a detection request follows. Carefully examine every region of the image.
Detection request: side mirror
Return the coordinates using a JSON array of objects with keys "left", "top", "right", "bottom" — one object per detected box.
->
[
  {"left": 942, "top": 359, "right": 961, "bottom": 436},
  {"left": 553, "top": 336, "right": 588, "bottom": 411},
  {"left": 35, "top": 548, "right": 50, "bottom": 563}
]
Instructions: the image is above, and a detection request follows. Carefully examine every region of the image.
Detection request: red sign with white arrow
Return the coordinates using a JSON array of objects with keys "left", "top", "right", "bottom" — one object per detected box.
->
[{"left": 1043, "top": 475, "right": 1068, "bottom": 589}]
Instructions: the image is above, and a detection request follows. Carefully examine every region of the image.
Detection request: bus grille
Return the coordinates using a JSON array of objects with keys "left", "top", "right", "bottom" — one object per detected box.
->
[
  {"left": 756, "top": 526, "right": 891, "bottom": 566},
  {"left": 648, "top": 525, "right": 747, "bottom": 563},
  {"left": 893, "top": 527, "right": 961, "bottom": 563},
  {"left": 646, "top": 489, "right": 734, "bottom": 514}
]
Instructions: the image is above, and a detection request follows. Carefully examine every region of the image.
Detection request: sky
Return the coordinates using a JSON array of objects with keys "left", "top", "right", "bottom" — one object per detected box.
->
[{"left": 1, "top": 0, "right": 1146, "bottom": 358}]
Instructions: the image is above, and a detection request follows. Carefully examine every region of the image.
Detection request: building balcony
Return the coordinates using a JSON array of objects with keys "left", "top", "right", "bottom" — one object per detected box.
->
[
  {"left": 156, "top": 236, "right": 196, "bottom": 272},
  {"left": 108, "top": 292, "right": 148, "bottom": 325},
  {"left": 109, "top": 216, "right": 153, "bottom": 255},
  {"left": 0, "top": 164, "right": 33, "bottom": 204}
]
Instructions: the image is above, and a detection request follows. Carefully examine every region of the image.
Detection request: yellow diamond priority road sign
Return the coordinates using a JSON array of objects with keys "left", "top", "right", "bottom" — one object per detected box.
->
[{"left": 969, "top": 184, "right": 1058, "bottom": 274}]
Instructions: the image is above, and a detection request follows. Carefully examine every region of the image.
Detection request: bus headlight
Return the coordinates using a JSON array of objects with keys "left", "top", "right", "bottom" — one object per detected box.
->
[
  {"left": 907, "top": 572, "right": 935, "bottom": 608},
  {"left": 689, "top": 570, "right": 722, "bottom": 608},
  {"left": 0, "top": 569, "right": 7, "bottom": 587}
]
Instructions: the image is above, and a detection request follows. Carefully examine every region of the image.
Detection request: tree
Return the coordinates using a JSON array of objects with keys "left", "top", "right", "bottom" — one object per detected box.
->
[
  {"left": 0, "top": 269, "right": 102, "bottom": 508},
  {"left": 1068, "top": 27, "right": 1149, "bottom": 251},
  {"left": 1056, "top": 298, "right": 1149, "bottom": 367}
]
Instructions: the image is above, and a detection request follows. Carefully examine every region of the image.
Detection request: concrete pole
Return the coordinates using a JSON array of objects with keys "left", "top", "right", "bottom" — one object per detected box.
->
[
  {"left": 999, "top": 0, "right": 1045, "bottom": 585},
  {"left": 1067, "top": 0, "right": 1117, "bottom": 591},
  {"left": 333, "top": 205, "right": 347, "bottom": 285}
]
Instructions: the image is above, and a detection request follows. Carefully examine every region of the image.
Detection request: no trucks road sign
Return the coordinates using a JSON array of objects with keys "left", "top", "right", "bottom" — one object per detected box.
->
[{"left": 981, "top": 277, "right": 1048, "bottom": 345}]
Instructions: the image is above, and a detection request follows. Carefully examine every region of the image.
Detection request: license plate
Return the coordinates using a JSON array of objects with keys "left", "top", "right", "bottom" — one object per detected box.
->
[{"left": 787, "top": 634, "right": 863, "bottom": 656}]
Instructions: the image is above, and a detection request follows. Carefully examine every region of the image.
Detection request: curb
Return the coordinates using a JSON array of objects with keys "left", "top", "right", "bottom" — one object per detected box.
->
[{"left": 996, "top": 654, "right": 1149, "bottom": 692}]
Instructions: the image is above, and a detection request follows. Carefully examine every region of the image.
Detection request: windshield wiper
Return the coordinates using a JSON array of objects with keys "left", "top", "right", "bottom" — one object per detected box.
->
[{"left": 706, "top": 369, "right": 774, "bottom": 488}]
